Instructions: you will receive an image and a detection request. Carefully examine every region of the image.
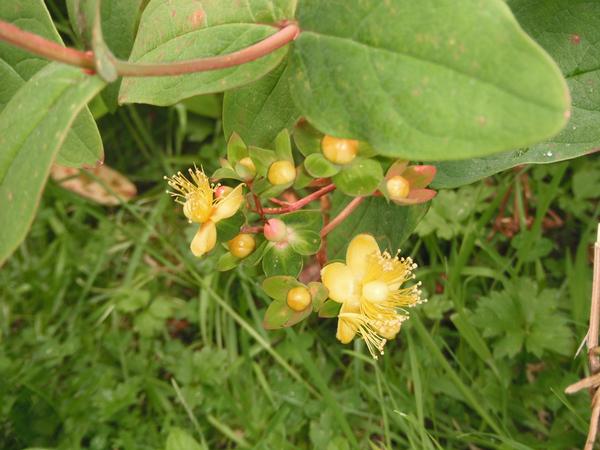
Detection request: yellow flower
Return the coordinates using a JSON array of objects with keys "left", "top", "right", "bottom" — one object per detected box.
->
[
  {"left": 320, "top": 234, "right": 422, "bottom": 358},
  {"left": 165, "top": 167, "right": 244, "bottom": 257}
]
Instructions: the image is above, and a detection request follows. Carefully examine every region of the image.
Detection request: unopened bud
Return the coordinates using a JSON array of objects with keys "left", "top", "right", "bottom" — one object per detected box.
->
[
  {"left": 267, "top": 160, "right": 296, "bottom": 185},
  {"left": 215, "top": 185, "right": 233, "bottom": 198},
  {"left": 228, "top": 233, "right": 256, "bottom": 259},
  {"left": 236, "top": 157, "right": 256, "bottom": 179},
  {"left": 264, "top": 218, "right": 287, "bottom": 242},
  {"left": 321, "top": 135, "right": 358, "bottom": 165},
  {"left": 386, "top": 175, "right": 410, "bottom": 199},
  {"left": 286, "top": 286, "right": 312, "bottom": 312}
]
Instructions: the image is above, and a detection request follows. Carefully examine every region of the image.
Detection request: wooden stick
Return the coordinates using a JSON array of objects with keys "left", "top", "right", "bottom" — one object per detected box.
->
[
  {"left": 584, "top": 224, "right": 600, "bottom": 450},
  {"left": 589, "top": 224, "right": 600, "bottom": 373}
]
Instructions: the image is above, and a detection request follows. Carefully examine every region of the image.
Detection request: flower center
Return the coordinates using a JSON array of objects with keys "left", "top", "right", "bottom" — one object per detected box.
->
[
  {"left": 362, "top": 280, "right": 389, "bottom": 303},
  {"left": 183, "top": 190, "right": 213, "bottom": 223}
]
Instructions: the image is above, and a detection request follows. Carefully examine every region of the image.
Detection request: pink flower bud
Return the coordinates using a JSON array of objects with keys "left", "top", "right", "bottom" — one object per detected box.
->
[{"left": 263, "top": 218, "right": 287, "bottom": 242}]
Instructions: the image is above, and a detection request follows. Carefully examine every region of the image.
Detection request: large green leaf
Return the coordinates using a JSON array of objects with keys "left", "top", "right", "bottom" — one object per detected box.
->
[
  {"left": 326, "top": 194, "right": 428, "bottom": 259},
  {"left": 0, "top": 0, "right": 104, "bottom": 167},
  {"left": 288, "top": 0, "right": 570, "bottom": 161},
  {"left": 433, "top": 0, "right": 600, "bottom": 188},
  {"left": 223, "top": 60, "right": 300, "bottom": 146},
  {"left": 67, "top": 0, "right": 144, "bottom": 109},
  {"left": 119, "top": 0, "right": 296, "bottom": 105},
  {"left": 0, "top": 64, "right": 106, "bottom": 266},
  {"left": 431, "top": 146, "right": 597, "bottom": 188}
]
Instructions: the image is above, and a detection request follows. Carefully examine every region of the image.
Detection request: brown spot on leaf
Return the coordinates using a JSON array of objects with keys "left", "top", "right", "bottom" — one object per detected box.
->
[
  {"left": 570, "top": 34, "right": 581, "bottom": 45},
  {"left": 189, "top": 9, "right": 204, "bottom": 27}
]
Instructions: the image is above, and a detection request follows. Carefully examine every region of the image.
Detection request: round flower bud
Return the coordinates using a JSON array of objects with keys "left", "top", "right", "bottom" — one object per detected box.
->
[
  {"left": 236, "top": 157, "right": 256, "bottom": 179},
  {"left": 228, "top": 233, "right": 256, "bottom": 259},
  {"left": 321, "top": 135, "right": 359, "bottom": 165},
  {"left": 263, "top": 218, "right": 287, "bottom": 242},
  {"left": 386, "top": 175, "right": 410, "bottom": 200},
  {"left": 214, "top": 185, "right": 233, "bottom": 199},
  {"left": 267, "top": 160, "right": 296, "bottom": 185},
  {"left": 286, "top": 286, "right": 312, "bottom": 312}
]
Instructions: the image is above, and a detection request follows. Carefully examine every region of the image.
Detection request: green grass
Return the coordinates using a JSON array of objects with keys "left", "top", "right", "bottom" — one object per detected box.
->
[{"left": 1, "top": 101, "right": 599, "bottom": 450}]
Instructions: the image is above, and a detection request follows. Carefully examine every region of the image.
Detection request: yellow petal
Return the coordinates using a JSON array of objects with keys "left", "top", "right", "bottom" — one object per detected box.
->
[
  {"left": 346, "top": 234, "right": 380, "bottom": 280},
  {"left": 190, "top": 221, "right": 217, "bottom": 257},
  {"left": 336, "top": 317, "right": 357, "bottom": 344},
  {"left": 336, "top": 302, "right": 359, "bottom": 343},
  {"left": 211, "top": 184, "right": 244, "bottom": 222},
  {"left": 321, "top": 262, "right": 357, "bottom": 303}
]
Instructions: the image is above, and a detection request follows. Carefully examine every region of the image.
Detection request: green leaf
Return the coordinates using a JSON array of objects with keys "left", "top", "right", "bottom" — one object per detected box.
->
[
  {"left": 280, "top": 210, "right": 323, "bottom": 232},
  {"left": 293, "top": 120, "right": 322, "bottom": 156},
  {"left": 318, "top": 300, "right": 341, "bottom": 318},
  {"left": 119, "top": 0, "right": 296, "bottom": 105},
  {"left": 289, "top": 229, "right": 321, "bottom": 256},
  {"left": 304, "top": 153, "right": 341, "bottom": 178},
  {"left": 257, "top": 180, "right": 293, "bottom": 199},
  {"left": 166, "top": 427, "right": 204, "bottom": 450},
  {"left": 332, "top": 157, "right": 383, "bottom": 196},
  {"left": 416, "top": 185, "right": 492, "bottom": 239},
  {"left": 274, "top": 129, "right": 293, "bottom": 161},
  {"left": 262, "top": 276, "right": 302, "bottom": 301},
  {"left": 0, "top": 64, "right": 106, "bottom": 266},
  {"left": 262, "top": 244, "right": 303, "bottom": 277},
  {"left": 327, "top": 194, "right": 428, "bottom": 259},
  {"left": 241, "top": 239, "right": 268, "bottom": 267},
  {"left": 217, "top": 252, "right": 240, "bottom": 271},
  {"left": 263, "top": 299, "right": 312, "bottom": 330},
  {"left": 308, "top": 281, "right": 328, "bottom": 311},
  {"left": 227, "top": 132, "right": 248, "bottom": 165},
  {"left": 450, "top": 312, "right": 496, "bottom": 370},
  {"left": 433, "top": 0, "right": 600, "bottom": 188},
  {"left": 67, "top": 0, "right": 144, "bottom": 108},
  {"left": 215, "top": 211, "right": 244, "bottom": 242},
  {"left": 293, "top": 164, "right": 314, "bottom": 190},
  {"left": 248, "top": 146, "right": 277, "bottom": 177},
  {"left": 472, "top": 278, "right": 574, "bottom": 358},
  {"left": 289, "top": 0, "right": 570, "bottom": 160},
  {"left": 182, "top": 94, "right": 222, "bottom": 119},
  {"left": 223, "top": 61, "right": 300, "bottom": 147},
  {"left": 0, "top": 0, "right": 104, "bottom": 168}
]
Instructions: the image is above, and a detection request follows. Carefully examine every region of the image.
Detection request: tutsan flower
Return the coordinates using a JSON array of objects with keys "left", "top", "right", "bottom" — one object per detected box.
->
[
  {"left": 320, "top": 234, "right": 423, "bottom": 358},
  {"left": 382, "top": 160, "right": 437, "bottom": 205},
  {"left": 165, "top": 166, "right": 244, "bottom": 257}
]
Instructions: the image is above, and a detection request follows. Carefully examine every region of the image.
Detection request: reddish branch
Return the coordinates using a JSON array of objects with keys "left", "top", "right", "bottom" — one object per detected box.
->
[
  {"left": 262, "top": 184, "right": 336, "bottom": 214},
  {"left": 0, "top": 20, "right": 299, "bottom": 77},
  {"left": 240, "top": 225, "right": 263, "bottom": 234},
  {"left": 0, "top": 21, "right": 95, "bottom": 69},
  {"left": 320, "top": 196, "right": 365, "bottom": 238}
]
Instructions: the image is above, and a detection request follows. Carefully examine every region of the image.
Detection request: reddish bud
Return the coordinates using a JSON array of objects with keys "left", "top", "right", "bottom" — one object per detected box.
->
[{"left": 264, "top": 218, "right": 287, "bottom": 242}]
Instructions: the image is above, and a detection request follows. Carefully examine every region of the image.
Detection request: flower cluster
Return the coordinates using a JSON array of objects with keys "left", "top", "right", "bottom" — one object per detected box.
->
[{"left": 164, "top": 128, "right": 432, "bottom": 360}]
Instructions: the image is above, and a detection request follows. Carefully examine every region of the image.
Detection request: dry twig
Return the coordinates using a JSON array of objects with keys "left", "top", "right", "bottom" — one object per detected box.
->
[{"left": 567, "top": 224, "right": 600, "bottom": 450}]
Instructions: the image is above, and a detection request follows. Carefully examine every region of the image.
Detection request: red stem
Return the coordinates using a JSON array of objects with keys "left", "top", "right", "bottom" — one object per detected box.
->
[
  {"left": 262, "top": 184, "right": 336, "bottom": 214},
  {"left": 0, "top": 20, "right": 299, "bottom": 77},
  {"left": 0, "top": 21, "right": 94, "bottom": 69},
  {"left": 320, "top": 196, "right": 365, "bottom": 238},
  {"left": 240, "top": 225, "right": 263, "bottom": 234}
]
